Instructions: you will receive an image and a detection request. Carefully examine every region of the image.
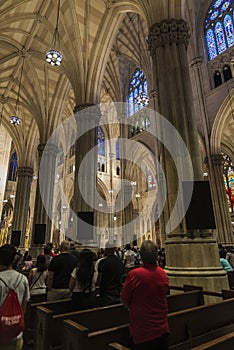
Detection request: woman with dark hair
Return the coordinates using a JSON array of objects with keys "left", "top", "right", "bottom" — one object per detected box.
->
[
  {"left": 28, "top": 255, "right": 48, "bottom": 295},
  {"left": 69, "top": 249, "right": 98, "bottom": 309}
]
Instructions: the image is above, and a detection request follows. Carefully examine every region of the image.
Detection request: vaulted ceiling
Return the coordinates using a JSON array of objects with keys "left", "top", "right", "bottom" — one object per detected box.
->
[{"left": 0, "top": 0, "right": 233, "bottom": 167}]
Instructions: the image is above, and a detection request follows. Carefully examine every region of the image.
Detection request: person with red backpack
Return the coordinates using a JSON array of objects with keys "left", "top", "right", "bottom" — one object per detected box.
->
[{"left": 0, "top": 244, "right": 30, "bottom": 349}]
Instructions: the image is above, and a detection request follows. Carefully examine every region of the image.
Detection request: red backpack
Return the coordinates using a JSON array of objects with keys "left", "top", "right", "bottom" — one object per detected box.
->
[{"left": 0, "top": 275, "right": 24, "bottom": 343}]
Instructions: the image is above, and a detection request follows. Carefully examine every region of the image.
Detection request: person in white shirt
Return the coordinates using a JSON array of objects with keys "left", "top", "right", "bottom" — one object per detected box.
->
[
  {"left": 0, "top": 244, "right": 30, "bottom": 350},
  {"left": 29, "top": 255, "right": 48, "bottom": 295},
  {"left": 123, "top": 244, "right": 136, "bottom": 272}
]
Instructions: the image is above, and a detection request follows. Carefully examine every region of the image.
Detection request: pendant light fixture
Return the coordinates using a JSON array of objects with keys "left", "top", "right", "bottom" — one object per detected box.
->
[
  {"left": 46, "top": 0, "right": 62, "bottom": 66},
  {"left": 9, "top": 58, "right": 25, "bottom": 125},
  {"left": 134, "top": 14, "right": 149, "bottom": 107}
]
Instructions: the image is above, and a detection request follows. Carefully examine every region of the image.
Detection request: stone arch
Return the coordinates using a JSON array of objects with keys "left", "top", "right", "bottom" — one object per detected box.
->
[{"left": 210, "top": 91, "right": 234, "bottom": 154}]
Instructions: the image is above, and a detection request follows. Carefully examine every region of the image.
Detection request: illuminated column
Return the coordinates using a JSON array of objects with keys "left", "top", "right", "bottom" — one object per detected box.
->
[{"left": 12, "top": 166, "right": 33, "bottom": 247}]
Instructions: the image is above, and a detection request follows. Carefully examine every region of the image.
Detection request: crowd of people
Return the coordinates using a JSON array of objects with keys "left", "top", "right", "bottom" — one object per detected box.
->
[
  {"left": 219, "top": 244, "right": 234, "bottom": 271},
  {"left": 1, "top": 239, "right": 234, "bottom": 349},
  {"left": 0, "top": 239, "right": 169, "bottom": 349}
]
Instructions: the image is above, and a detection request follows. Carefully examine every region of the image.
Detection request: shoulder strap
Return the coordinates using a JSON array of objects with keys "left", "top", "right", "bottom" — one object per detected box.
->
[
  {"left": 0, "top": 277, "right": 10, "bottom": 289},
  {"left": 0, "top": 273, "right": 23, "bottom": 291},
  {"left": 15, "top": 273, "right": 23, "bottom": 290},
  {"left": 30, "top": 271, "right": 43, "bottom": 291}
]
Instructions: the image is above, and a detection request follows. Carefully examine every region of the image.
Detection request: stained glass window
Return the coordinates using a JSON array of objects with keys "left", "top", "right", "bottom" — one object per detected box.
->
[
  {"left": 98, "top": 126, "right": 105, "bottom": 156},
  {"left": 146, "top": 168, "right": 156, "bottom": 191},
  {"left": 7, "top": 152, "right": 18, "bottom": 182},
  {"left": 206, "top": 29, "right": 218, "bottom": 59},
  {"left": 205, "top": 0, "right": 234, "bottom": 60},
  {"left": 127, "top": 68, "right": 149, "bottom": 117},
  {"left": 223, "top": 153, "right": 234, "bottom": 212},
  {"left": 224, "top": 14, "right": 234, "bottom": 46},
  {"left": 116, "top": 138, "right": 120, "bottom": 160}
]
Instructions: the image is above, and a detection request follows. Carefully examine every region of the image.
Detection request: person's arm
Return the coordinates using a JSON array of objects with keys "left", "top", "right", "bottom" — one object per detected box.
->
[
  {"left": 121, "top": 273, "right": 134, "bottom": 309},
  {"left": 69, "top": 268, "right": 77, "bottom": 292},
  {"left": 69, "top": 276, "right": 76, "bottom": 292},
  {"left": 28, "top": 269, "right": 34, "bottom": 287},
  {"left": 47, "top": 271, "right": 54, "bottom": 291},
  {"left": 96, "top": 258, "right": 105, "bottom": 286}
]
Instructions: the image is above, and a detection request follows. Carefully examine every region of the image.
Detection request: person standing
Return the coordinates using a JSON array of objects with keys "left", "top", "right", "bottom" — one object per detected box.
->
[
  {"left": 123, "top": 244, "right": 136, "bottom": 273},
  {"left": 97, "top": 241, "right": 123, "bottom": 306},
  {"left": 47, "top": 240, "right": 77, "bottom": 301},
  {"left": 29, "top": 255, "right": 48, "bottom": 296},
  {"left": 121, "top": 240, "right": 169, "bottom": 350},
  {"left": 69, "top": 249, "right": 97, "bottom": 309},
  {"left": 0, "top": 244, "right": 30, "bottom": 350},
  {"left": 68, "top": 242, "right": 80, "bottom": 264}
]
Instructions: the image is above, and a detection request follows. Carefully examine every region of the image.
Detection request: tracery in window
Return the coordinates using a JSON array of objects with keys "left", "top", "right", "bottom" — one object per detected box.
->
[
  {"left": 98, "top": 126, "right": 105, "bottom": 156},
  {"left": 223, "top": 153, "right": 234, "bottom": 212},
  {"left": 7, "top": 152, "right": 18, "bottom": 182},
  {"left": 205, "top": 0, "right": 234, "bottom": 60},
  {"left": 127, "top": 69, "right": 149, "bottom": 117},
  {"left": 116, "top": 138, "right": 120, "bottom": 160}
]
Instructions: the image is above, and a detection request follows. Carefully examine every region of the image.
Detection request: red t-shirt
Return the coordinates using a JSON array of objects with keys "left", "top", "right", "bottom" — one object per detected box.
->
[{"left": 121, "top": 264, "right": 169, "bottom": 344}]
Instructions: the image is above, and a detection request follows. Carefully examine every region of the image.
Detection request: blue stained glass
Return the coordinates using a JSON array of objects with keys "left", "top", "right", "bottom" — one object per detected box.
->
[
  {"left": 224, "top": 14, "right": 234, "bottom": 46},
  {"left": 214, "top": 0, "right": 222, "bottom": 8},
  {"left": 127, "top": 68, "right": 149, "bottom": 117},
  {"left": 215, "top": 22, "right": 227, "bottom": 53},
  {"left": 116, "top": 138, "right": 120, "bottom": 160},
  {"left": 205, "top": 0, "right": 234, "bottom": 60},
  {"left": 210, "top": 10, "right": 219, "bottom": 20},
  {"left": 8, "top": 152, "right": 18, "bottom": 182},
  {"left": 222, "top": 1, "right": 230, "bottom": 11},
  {"left": 206, "top": 29, "right": 218, "bottom": 59},
  {"left": 98, "top": 126, "right": 105, "bottom": 156}
]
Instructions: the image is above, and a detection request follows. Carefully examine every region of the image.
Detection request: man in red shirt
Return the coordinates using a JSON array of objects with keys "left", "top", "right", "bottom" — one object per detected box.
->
[{"left": 121, "top": 240, "right": 169, "bottom": 350}]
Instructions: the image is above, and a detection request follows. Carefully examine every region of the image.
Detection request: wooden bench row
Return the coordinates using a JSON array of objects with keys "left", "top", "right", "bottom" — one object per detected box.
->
[
  {"left": 63, "top": 297, "right": 234, "bottom": 350},
  {"left": 24, "top": 287, "right": 234, "bottom": 350},
  {"left": 30, "top": 290, "right": 204, "bottom": 350}
]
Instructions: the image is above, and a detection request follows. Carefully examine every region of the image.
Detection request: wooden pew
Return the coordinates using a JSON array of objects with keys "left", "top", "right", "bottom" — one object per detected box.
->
[
  {"left": 192, "top": 331, "right": 234, "bottom": 349},
  {"left": 109, "top": 343, "right": 130, "bottom": 350},
  {"left": 227, "top": 271, "right": 234, "bottom": 289},
  {"left": 222, "top": 289, "right": 234, "bottom": 300},
  {"left": 167, "top": 290, "right": 204, "bottom": 313},
  {"left": 183, "top": 284, "right": 203, "bottom": 292},
  {"left": 64, "top": 320, "right": 131, "bottom": 350},
  {"left": 34, "top": 290, "right": 203, "bottom": 350},
  {"left": 34, "top": 303, "right": 129, "bottom": 350},
  {"left": 23, "top": 293, "right": 47, "bottom": 347},
  {"left": 23, "top": 298, "right": 71, "bottom": 349},
  {"left": 65, "top": 298, "right": 234, "bottom": 350}
]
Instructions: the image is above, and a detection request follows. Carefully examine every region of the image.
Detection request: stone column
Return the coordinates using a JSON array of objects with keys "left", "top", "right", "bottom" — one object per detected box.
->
[
  {"left": 12, "top": 166, "right": 33, "bottom": 248},
  {"left": 206, "top": 154, "right": 233, "bottom": 244},
  {"left": 147, "top": 19, "right": 229, "bottom": 294},
  {"left": 191, "top": 57, "right": 233, "bottom": 244},
  {"left": 73, "top": 105, "right": 100, "bottom": 245},
  {"left": 31, "top": 143, "right": 58, "bottom": 246}
]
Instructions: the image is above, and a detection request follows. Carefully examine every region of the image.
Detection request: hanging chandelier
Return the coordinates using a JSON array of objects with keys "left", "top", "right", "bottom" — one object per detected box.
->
[
  {"left": 9, "top": 116, "right": 21, "bottom": 125},
  {"left": 9, "top": 57, "right": 25, "bottom": 125},
  {"left": 46, "top": 0, "right": 62, "bottom": 66}
]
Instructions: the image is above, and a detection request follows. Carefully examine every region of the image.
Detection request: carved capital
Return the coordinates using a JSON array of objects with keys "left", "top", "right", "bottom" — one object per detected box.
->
[
  {"left": 105, "top": 0, "right": 116, "bottom": 9},
  {"left": 148, "top": 19, "right": 190, "bottom": 56},
  {"left": 210, "top": 154, "right": 224, "bottom": 167},
  {"left": 37, "top": 143, "right": 58, "bottom": 158},
  {"left": 190, "top": 57, "right": 202, "bottom": 68},
  {"left": 17, "top": 167, "right": 33, "bottom": 178},
  {"left": 74, "top": 104, "right": 101, "bottom": 124}
]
